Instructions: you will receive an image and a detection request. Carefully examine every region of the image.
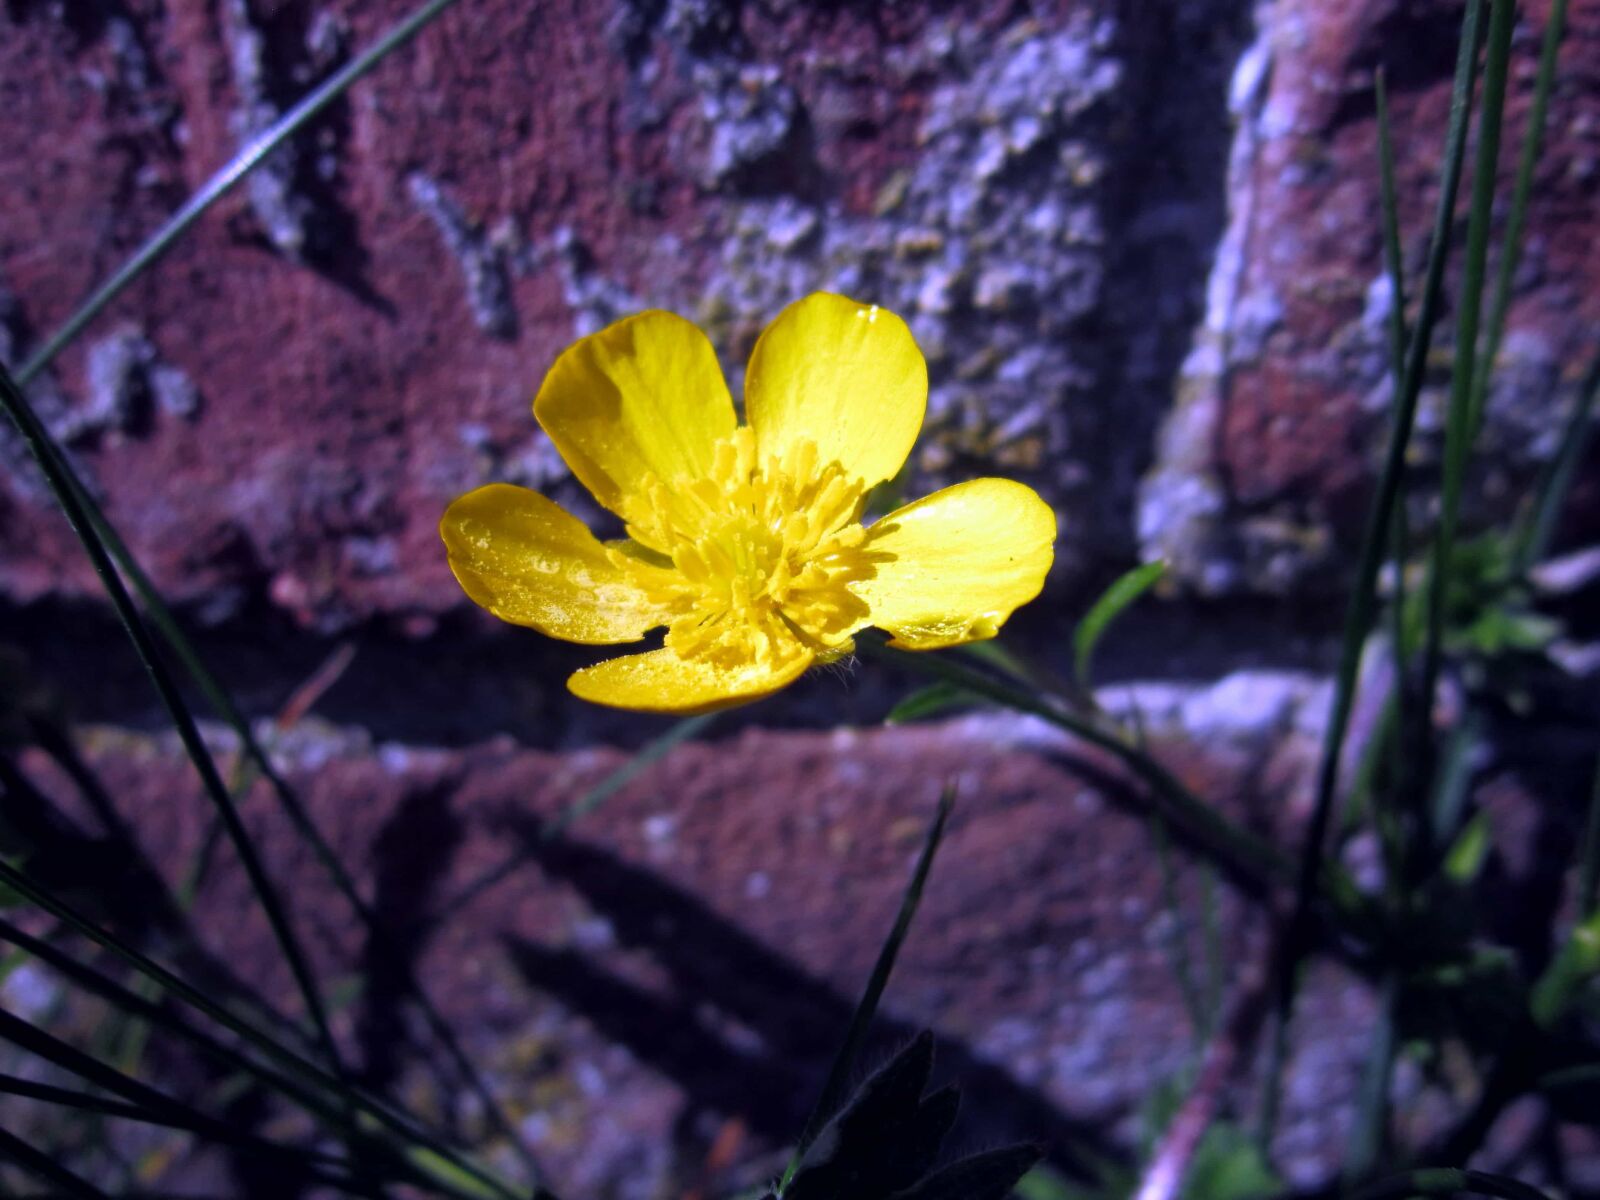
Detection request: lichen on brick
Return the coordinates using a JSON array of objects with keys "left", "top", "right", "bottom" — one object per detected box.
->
[
  {"left": 220, "top": 0, "right": 350, "bottom": 263},
  {"left": 684, "top": 16, "right": 1124, "bottom": 576},
  {"left": 408, "top": 174, "right": 518, "bottom": 339}
]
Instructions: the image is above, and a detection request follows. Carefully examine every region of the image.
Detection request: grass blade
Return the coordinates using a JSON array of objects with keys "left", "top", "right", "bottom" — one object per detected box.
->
[
  {"left": 67, "top": 508, "right": 545, "bottom": 1181},
  {"left": 1343, "top": 974, "right": 1399, "bottom": 1182},
  {"left": 1420, "top": 0, "right": 1519, "bottom": 722},
  {"left": 0, "top": 360, "right": 344, "bottom": 1081},
  {"left": 779, "top": 785, "right": 956, "bottom": 1192},
  {"left": 1375, "top": 68, "right": 1411, "bottom": 380},
  {"left": 1151, "top": 817, "right": 1208, "bottom": 1043},
  {"left": 0, "top": 915, "right": 439, "bottom": 1193},
  {"left": 0, "top": 1035, "right": 368, "bottom": 1192},
  {"left": 1074, "top": 560, "right": 1167, "bottom": 688},
  {"left": 7, "top": 0, "right": 532, "bottom": 1154},
  {"left": 0, "top": 1123, "right": 112, "bottom": 1199},
  {"left": 549, "top": 714, "right": 715, "bottom": 839},
  {"left": 1346, "top": 1168, "right": 1551, "bottom": 1200},
  {"left": 3, "top": 0, "right": 542, "bottom": 1187},
  {"left": 1578, "top": 757, "right": 1600, "bottom": 917},
  {"left": 1375, "top": 71, "right": 1414, "bottom": 782},
  {"left": 1467, "top": 0, "right": 1570, "bottom": 442},
  {"left": 0, "top": 864, "right": 518, "bottom": 1200},
  {"left": 1513, "top": 347, "right": 1600, "bottom": 573},
  {"left": 886, "top": 682, "right": 977, "bottom": 725},
  {"left": 14, "top": 0, "right": 465, "bottom": 387},
  {"left": 1259, "top": 0, "right": 1490, "bottom": 1147}
]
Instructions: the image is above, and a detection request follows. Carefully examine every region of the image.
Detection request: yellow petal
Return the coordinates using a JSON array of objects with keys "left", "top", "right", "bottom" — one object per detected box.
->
[
  {"left": 567, "top": 646, "right": 814, "bottom": 714},
  {"left": 744, "top": 293, "right": 927, "bottom": 489},
  {"left": 441, "top": 484, "right": 672, "bottom": 644},
  {"left": 534, "top": 311, "right": 738, "bottom": 525},
  {"left": 853, "top": 479, "right": 1056, "bottom": 649}
]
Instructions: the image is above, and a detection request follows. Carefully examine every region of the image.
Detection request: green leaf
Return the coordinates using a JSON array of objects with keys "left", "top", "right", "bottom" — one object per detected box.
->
[
  {"left": 887, "top": 683, "right": 977, "bottom": 725},
  {"left": 1442, "top": 812, "right": 1492, "bottom": 883},
  {"left": 1074, "top": 561, "right": 1166, "bottom": 688},
  {"left": 1184, "top": 1122, "right": 1282, "bottom": 1200},
  {"left": 781, "top": 789, "right": 956, "bottom": 1193},
  {"left": 1531, "top": 910, "right": 1600, "bottom": 1028},
  {"left": 894, "top": 1146, "right": 1042, "bottom": 1200}
]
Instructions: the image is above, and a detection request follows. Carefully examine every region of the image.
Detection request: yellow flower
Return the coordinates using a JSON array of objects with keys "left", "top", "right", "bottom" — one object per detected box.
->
[{"left": 441, "top": 292, "right": 1056, "bottom": 714}]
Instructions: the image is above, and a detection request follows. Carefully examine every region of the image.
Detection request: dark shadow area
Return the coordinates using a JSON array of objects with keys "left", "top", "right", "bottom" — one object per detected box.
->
[
  {"left": 0, "top": 727, "right": 329, "bottom": 1200},
  {"left": 1084, "top": 0, "right": 1256, "bottom": 574},
  {"left": 356, "top": 780, "right": 465, "bottom": 1095},
  {"left": 494, "top": 827, "right": 1126, "bottom": 1182},
  {"left": 219, "top": 0, "right": 392, "bottom": 314},
  {"left": 1, "top": 591, "right": 1345, "bottom": 753},
  {"left": 1330, "top": 0, "right": 1485, "bottom": 128}
]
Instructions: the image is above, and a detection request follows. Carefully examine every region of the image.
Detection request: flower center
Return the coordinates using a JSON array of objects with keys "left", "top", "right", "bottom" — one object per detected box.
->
[{"left": 615, "top": 429, "right": 874, "bottom": 669}]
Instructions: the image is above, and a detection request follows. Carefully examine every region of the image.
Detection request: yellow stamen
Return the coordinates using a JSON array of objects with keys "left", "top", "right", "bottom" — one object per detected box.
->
[{"left": 607, "top": 431, "right": 874, "bottom": 669}]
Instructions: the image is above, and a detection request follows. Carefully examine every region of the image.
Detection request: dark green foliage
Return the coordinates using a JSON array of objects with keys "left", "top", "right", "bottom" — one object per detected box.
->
[{"left": 774, "top": 1034, "right": 1039, "bottom": 1200}]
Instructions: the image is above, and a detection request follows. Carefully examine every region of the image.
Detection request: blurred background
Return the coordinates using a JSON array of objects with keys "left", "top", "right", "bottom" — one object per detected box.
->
[{"left": 2, "top": 0, "right": 1599, "bottom": 1196}]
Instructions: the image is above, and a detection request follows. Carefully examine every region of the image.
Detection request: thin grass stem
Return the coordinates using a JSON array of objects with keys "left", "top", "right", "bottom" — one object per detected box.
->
[
  {"left": 1344, "top": 973, "right": 1399, "bottom": 1182},
  {"left": 440, "top": 713, "right": 715, "bottom": 921},
  {"left": 0, "top": 865, "right": 519, "bottom": 1200},
  {"left": 1257, "top": 0, "right": 1488, "bottom": 1150},
  {"left": 0, "top": 915, "right": 424, "bottom": 1188},
  {"left": 0, "top": 360, "right": 345, "bottom": 1080},
  {"left": 779, "top": 785, "right": 955, "bottom": 1192},
  {"left": 14, "top": 0, "right": 465, "bottom": 387},
  {"left": 1467, "top": 0, "right": 1570, "bottom": 442},
  {"left": 0, "top": 1124, "right": 112, "bottom": 1200},
  {"left": 0, "top": 1067, "right": 371, "bottom": 1193},
  {"left": 1375, "top": 68, "right": 1413, "bottom": 824},
  {"left": 1420, "top": 0, "right": 1518, "bottom": 722},
  {"left": 1513, "top": 348, "right": 1600, "bottom": 573},
  {"left": 8, "top": 0, "right": 541, "bottom": 1163},
  {"left": 1577, "top": 757, "right": 1600, "bottom": 916},
  {"left": 1153, "top": 817, "right": 1210, "bottom": 1044}
]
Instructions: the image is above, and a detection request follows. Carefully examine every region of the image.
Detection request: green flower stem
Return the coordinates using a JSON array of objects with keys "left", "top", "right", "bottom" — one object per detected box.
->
[
  {"left": 858, "top": 637, "right": 1291, "bottom": 895},
  {"left": 14, "top": 0, "right": 465, "bottom": 388}
]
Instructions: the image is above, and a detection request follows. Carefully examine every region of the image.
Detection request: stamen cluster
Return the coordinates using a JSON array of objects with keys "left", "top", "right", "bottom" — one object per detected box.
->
[{"left": 612, "top": 430, "right": 874, "bottom": 669}]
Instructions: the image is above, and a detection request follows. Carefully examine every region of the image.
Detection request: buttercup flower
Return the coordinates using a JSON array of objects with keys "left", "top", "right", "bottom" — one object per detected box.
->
[{"left": 441, "top": 293, "right": 1056, "bottom": 714}]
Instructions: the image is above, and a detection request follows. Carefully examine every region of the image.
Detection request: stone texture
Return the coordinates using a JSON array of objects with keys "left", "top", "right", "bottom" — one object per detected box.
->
[
  {"left": 3, "top": 2, "right": 1597, "bottom": 623},
  {"left": 0, "top": 0, "right": 1251, "bottom": 628},
  {"left": 3, "top": 687, "right": 1353, "bottom": 1197},
  {"left": 1141, "top": 0, "right": 1600, "bottom": 595},
  {"left": 4, "top": 2, "right": 1600, "bottom": 1195}
]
